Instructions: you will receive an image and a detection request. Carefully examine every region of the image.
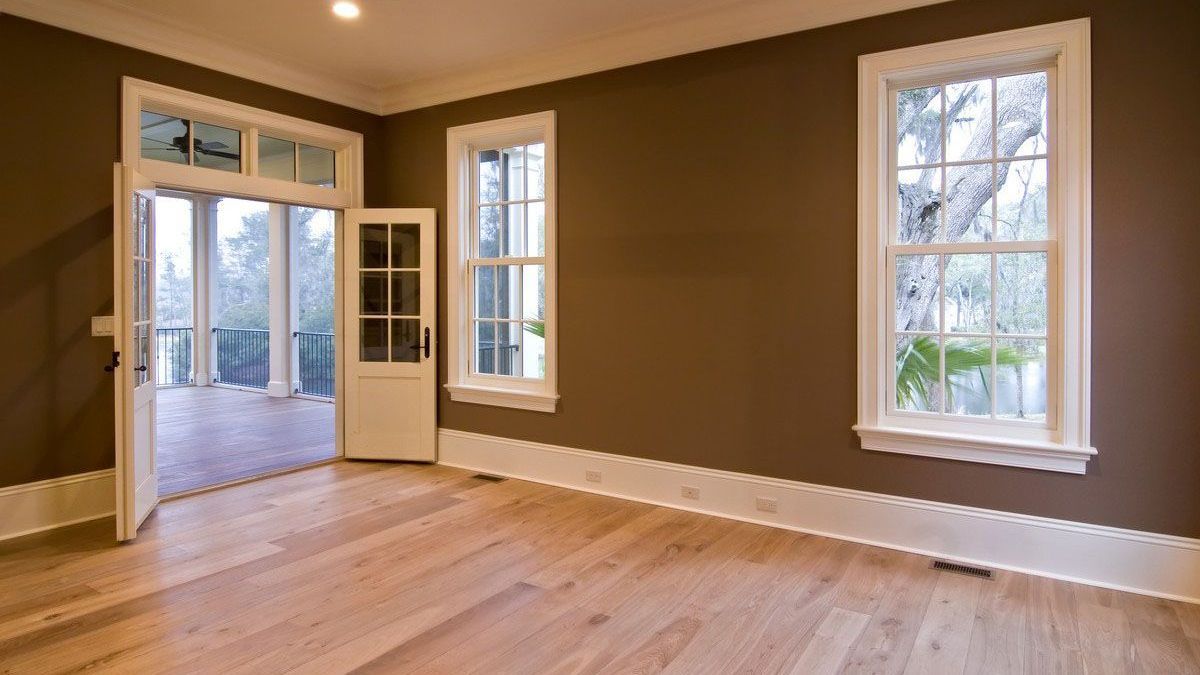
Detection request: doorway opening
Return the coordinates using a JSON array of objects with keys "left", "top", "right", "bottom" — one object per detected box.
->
[{"left": 153, "top": 190, "right": 337, "bottom": 495}]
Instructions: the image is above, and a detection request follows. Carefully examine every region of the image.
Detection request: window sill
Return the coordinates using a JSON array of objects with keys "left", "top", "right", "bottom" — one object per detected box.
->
[
  {"left": 445, "top": 384, "right": 559, "bottom": 413},
  {"left": 853, "top": 425, "right": 1096, "bottom": 474}
]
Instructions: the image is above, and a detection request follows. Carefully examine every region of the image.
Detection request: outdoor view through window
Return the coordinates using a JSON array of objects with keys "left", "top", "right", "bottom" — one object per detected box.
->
[{"left": 891, "top": 70, "right": 1051, "bottom": 423}]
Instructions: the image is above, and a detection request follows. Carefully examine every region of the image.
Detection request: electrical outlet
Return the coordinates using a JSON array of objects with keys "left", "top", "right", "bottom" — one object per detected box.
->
[
  {"left": 681, "top": 485, "right": 700, "bottom": 500},
  {"left": 756, "top": 496, "right": 778, "bottom": 513},
  {"left": 585, "top": 470, "right": 602, "bottom": 483}
]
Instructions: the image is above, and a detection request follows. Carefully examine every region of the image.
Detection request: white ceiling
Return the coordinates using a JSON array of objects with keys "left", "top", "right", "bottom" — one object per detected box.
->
[{"left": 2, "top": 0, "right": 947, "bottom": 114}]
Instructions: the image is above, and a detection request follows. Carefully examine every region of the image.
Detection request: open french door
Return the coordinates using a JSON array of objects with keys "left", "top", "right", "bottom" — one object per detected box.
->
[
  {"left": 343, "top": 209, "right": 437, "bottom": 461},
  {"left": 113, "top": 164, "right": 158, "bottom": 541}
]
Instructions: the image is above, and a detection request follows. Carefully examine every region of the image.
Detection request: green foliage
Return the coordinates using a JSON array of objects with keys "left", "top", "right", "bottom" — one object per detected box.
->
[
  {"left": 522, "top": 321, "right": 545, "bottom": 338},
  {"left": 895, "top": 336, "right": 1028, "bottom": 411}
]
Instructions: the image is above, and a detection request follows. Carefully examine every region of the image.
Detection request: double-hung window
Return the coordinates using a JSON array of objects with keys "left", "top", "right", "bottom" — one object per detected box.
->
[
  {"left": 446, "top": 112, "right": 558, "bottom": 412},
  {"left": 856, "top": 21, "right": 1093, "bottom": 473}
]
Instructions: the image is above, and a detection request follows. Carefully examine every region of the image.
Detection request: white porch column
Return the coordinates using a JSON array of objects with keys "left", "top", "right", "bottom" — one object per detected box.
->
[
  {"left": 193, "top": 195, "right": 218, "bottom": 386},
  {"left": 266, "top": 203, "right": 292, "bottom": 397},
  {"left": 287, "top": 207, "right": 302, "bottom": 395}
]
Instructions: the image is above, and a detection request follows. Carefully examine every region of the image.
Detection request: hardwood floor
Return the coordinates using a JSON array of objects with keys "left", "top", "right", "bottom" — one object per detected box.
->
[
  {"left": 0, "top": 461, "right": 1197, "bottom": 673},
  {"left": 156, "top": 386, "right": 335, "bottom": 495}
]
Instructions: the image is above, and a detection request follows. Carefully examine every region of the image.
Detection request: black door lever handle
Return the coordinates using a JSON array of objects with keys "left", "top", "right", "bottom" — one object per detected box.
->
[
  {"left": 104, "top": 351, "right": 121, "bottom": 372},
  {"left": 134, "top": 365, "right": 148, "bottom": 372},
  {"left": 414, "top": 327, "right": 430, "bottom": 359}
]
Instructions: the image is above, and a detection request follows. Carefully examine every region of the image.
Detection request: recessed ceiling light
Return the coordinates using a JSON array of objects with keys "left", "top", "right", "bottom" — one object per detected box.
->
[{"left": 332, "top": 1, "right": 360, "bottom": 19}]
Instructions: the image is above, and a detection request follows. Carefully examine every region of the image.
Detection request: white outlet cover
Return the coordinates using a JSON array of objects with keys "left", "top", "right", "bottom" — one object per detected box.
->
[
  {"left": 91, "top": 316, "right": 115, "bottom": 337},
  {"left": 681, "top": 485, "right": 700, "bottom": 500},
  {"left": 585, "top": 470, "right": 602, "bottom": 483},
  {"left": 756, "top": 496, "right": 778, "bottom": 513}
]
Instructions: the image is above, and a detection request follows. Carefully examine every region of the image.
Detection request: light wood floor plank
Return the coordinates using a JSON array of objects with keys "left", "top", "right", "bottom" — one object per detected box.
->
[{"left": 0, "top": 461, "right": 1196, "bottom": 674}]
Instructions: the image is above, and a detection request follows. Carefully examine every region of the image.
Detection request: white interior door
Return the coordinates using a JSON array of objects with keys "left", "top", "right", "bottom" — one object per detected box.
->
[
  {"left": 343, "top": 209, "right": 437, "bottom": 461},
  {"left": 113, "top": 164, "right": 159, "bottom": 540}
]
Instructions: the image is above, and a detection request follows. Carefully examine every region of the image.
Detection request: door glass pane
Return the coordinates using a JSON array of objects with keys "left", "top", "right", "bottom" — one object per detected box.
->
[
  {"left": 137, "top": 194, "right": 149, "bottom": 258},
  {"left": 475, "top": 321, "right": 495, "bottom": 374},
  {"left": 132, "top": 261, "right": 141, "bottom": 322},
  {"left": 193, "top": 122, "right": 241, "bottom": 172},
  {"left": 391, "top": 271, "right": 419, "bottom": 316},
  {"left": 258, "top": 136, "right": 295, "bottom": 181},
  {"left": 298, "top": 144, "right": 336, "bottom": 187},
  {"left": 360, "top": 272, "right": 387, "bottom": 315},
  {"left": 896, "top": 335, "right": 940, "bottom": 412},
  {"left": 360, "top": 224, "right": 388, "bottom": 268},
  {"left": 390, "top": 223, "right": 420, "bottom": 268},
  {"left": 360, "top": 318, "right": 388, "bottom": 362},
  {"left": 391, "top": 319, "right": 420, "bottom": 363},
  {"left": 944, "top": 338, "right": 992, "bottom": 417},
  {"left": 139, "top": 111, "right": 189, "bottom": 164},
  {"left": 138, "top": 261, "right": 150, "bottom": 321}
]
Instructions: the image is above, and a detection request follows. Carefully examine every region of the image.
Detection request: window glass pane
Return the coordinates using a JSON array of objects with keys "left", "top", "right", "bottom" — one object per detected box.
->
[
  {"left": 391, "top": 223, "right": 420, "bottom": 268},
  {"left": 897, "top": 168, "right": 941, "bottom": 244},
  {"left": 998, "top": 71, "right": 1048, "bottom": 158},
  {"left": 527, "top": 202, "right": 545, "bottom": 256},
  {"left": 478, "top": 149, "right": 500, "bottom": 203},
  {"left": 997, "top": 252, "right": 1047, "bottom": 335},
  {"left": 258, "top": 136, "right": 295, "bottom": 181},
  {"left": 497, "top": 321, "right": 520, "bottom": 376},
  {"left": 896, "top": 86, "right": 941, "bottom": 166},
  {"left": 391, "top": 319, "right": 420, "bottom": 363},
  {"left": 474, "top": 266, "right": 495, "bottom": 318},
  {"left": 137, "top": 324, "right": 150, "bottom": 386},
  {"left": 360, "top": 318, "right": 388, "bottom": 362},
  {"left": 360, "top": 224, "right": 388, "bottom": 268},
  {"left": 522, "top": 321, "right": 546, "bottom": 379},
  {"left": 945, "top": 79, "right": 992, "bottom": 162},
  {"left": 475, "top": 321, "right": 495, "bottom": 374},
  {"left": 996, "top": 338, "right": 1047, "bottom": 420},
  {"left": 526, "top": 143, "right": 546, "bottom": 199},
  {"left": 944, "top": 338, "right": 992, "bottom": 417},
  {"left": 501, "top": 146, "right": 524, "bottom": 201},
  {"left": 895, "top": 254, "right": 939, "bottom": 332},
  {"left": 896, "top": 335, "right": 940, "bottom": 412},
  {"left": 944, "top": 163, "right": 992, "bottom": 243},
  {"left": 496, "top": 265, "right": 519, "bottom": 320},
  {"left": 522, "top": 265, "right": 544, "bottom": 321},
  {"left": 944, "top": 254, "right": 991, "bottom": 334},
  {"left": 140, "top": 111, "right": 189, "bottom": 164},
  {"left": 995, "top": 159, "right": 1047, "bottom": 241},
  {"left": 193, "top": 122, "right": 241, "bottom": 172},
  {"left": 504, "top": 204, "right": 524, "bottom": 257},
  {"left": 391, "top": 271, "right": 419, "bottom": 316},
  {"left": 360, "top": 271, "right": 387, "bottom": 315},
  {"left": 478, "top": 206, "right": 500, "bottom": 258},
  {"left": 298, "top": 144, "right": 336, "bottom": 187}
]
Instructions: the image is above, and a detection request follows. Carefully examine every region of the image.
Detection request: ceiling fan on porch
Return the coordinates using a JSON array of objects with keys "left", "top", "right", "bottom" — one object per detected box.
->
[{"left": 140, "top": 134, "right": 239, "bottom": 160}]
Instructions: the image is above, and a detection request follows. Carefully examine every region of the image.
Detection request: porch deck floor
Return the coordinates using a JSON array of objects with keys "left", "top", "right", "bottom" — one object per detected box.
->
[{"left": 156, "top": 386, "right": 335, "bottom": 496}]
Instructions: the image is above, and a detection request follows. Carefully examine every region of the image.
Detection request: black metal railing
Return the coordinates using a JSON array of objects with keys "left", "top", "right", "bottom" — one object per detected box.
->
[
  {"left": 155, "top": 327, "right": 193, "bottom": 386},
  {"left": 213, "top": 327, "right": 269, "bottom": 389},
  {"left": 478, "top": 342, "right": 520, "bottom": 375},
  {"left": 296, "top": 331, "right": 335, "bottom": 398}
]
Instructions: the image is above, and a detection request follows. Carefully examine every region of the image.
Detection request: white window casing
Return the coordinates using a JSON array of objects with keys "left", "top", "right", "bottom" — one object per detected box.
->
[
  {"left": 446, "top": 112, "right": 559, "bottom": 412},
  {"left": 855, "top": 20, "right": 1093, "bottom": 473}
]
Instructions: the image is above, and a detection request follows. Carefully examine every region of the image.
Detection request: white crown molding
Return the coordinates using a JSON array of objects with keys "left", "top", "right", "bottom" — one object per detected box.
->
[
  {"left": 0, "top": 0, "right": 383, "bottom": 114},
  {"left": 377, "top": 0, "right": 950, "bottom": 113},
  {"left": 0, "top": 469, "right": 115, "bottom": 542},
  {"left": 2, "top": 0, "right": 948, "bottom": 117},
  {"left": 439, "top": 429, "right": 1200, "bottom": 604}
]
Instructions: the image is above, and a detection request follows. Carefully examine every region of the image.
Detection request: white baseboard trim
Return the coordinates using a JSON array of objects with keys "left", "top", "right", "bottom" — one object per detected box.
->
[
  {"left": 0, "top": 469, "right": 115, "bottom": 542},
  {"left": 438, "top": 429, "right": 1200, "bottom": 604}
]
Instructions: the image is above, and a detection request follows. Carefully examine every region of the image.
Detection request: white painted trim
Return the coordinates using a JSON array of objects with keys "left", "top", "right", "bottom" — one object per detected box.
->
[
  {"left": 446, "top": 112, "right": 558, "bottom": 412},
  {"left": 0, "top": 0, "right": 381, "bottom": 113},
  {"left": 856, "top": 19, "right": 1093, "bottom": 473},
  {"left": 438, "top": 429, "right": 1200, "bottom": 605},
  {"left": 0, "top": 470, "right": 115, "bottom": 542},
  {"left": 3, "top": 0, "right": 948, "bottom": 115}
]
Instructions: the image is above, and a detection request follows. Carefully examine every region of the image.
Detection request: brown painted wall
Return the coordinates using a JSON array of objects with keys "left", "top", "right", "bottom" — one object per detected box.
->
[
  {"left": 382, "top": 0, "right": 1200, "bottom": 537},
  {"left": 0, "top": 16, "right": 385, "bottom": 488}
]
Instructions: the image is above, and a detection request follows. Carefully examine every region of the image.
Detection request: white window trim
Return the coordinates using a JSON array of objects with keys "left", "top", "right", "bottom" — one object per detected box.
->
[
  {"left": 855, "top": 19, "right": 1094, "bottom": 474},
  {"left": 121, "top": 77, "right": 364, "bottom": 210},
  {"left": 446, "top": 111, "right": 559, "bottom": 413}
]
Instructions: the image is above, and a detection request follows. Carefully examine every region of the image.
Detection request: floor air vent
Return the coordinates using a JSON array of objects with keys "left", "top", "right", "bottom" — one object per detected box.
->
[
  {"left": 472, "top": 473, "right": 507, "bottom": 482},
  {"left": 931, "top": 560, "right": 994, "bottom": 579}
]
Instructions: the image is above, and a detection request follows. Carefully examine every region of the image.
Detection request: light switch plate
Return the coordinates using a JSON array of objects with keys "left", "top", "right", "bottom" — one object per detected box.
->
[{"left": 91, "top": 316, "right": 115, "bottom": 337}]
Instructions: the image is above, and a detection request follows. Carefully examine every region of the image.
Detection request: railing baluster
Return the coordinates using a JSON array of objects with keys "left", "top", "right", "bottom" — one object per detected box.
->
[{"left": 154, "top": 327, "right": 194, "bottom": 386}]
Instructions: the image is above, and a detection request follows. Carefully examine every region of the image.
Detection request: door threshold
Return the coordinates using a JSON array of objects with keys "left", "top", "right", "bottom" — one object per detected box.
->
[{"left": 159, "top": 456, "right": 343, "bottom": 502}]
